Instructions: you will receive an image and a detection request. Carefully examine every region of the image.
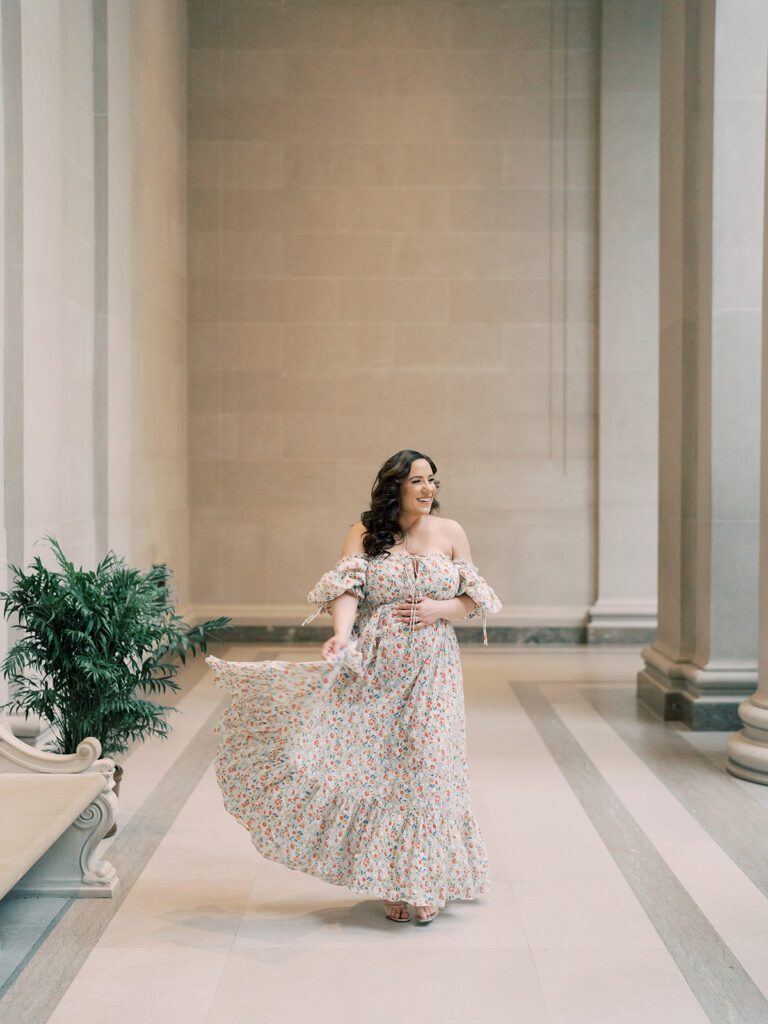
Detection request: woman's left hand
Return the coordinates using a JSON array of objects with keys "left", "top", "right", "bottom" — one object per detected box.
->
[{"left": 393, "top": 597, "right": 444, "bottom": 628}]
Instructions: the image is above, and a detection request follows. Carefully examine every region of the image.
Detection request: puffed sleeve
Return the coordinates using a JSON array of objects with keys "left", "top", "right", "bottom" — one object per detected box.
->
[
  {"left": 454, "top": 559, "right": 503, "bottom": 645},
  {"left": 300, "top": 553, "right": 368, "bottom": 626}
]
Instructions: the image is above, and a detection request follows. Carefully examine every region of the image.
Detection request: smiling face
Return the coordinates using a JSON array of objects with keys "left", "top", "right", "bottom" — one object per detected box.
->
[{"left": 399, "top": 458, "right": 437, "bottom": 518}]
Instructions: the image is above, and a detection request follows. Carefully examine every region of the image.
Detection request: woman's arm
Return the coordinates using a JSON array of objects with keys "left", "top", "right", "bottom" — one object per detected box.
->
[
  {"left": 331, "top": 591, "right": 359, "bottom": 639},
  {"left": 323, "top": 522, "right": 365, "bottom": 658},
  {"left": 438, "top": 594, "right": 479, "bottom": 623},
  {"left": 445, "top": 519, "right": 480, "bottom": 618}
]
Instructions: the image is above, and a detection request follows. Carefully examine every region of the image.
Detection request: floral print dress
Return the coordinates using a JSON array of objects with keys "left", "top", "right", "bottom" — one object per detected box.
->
[{"left": 206, "top": 551, "right": 502, "bottom": 908}]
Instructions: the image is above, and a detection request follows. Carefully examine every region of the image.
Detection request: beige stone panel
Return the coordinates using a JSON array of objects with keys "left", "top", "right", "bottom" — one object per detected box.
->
[
  {"left": 218, "top": 368, "right": 281, "bottom": 415},
  {"left": 445, "top": 369, "right": 550, "bottom": 417},
  {"left": 332, "top": 413, "right": 424, "bottom": 461},
  {"left": 566, "top": 95, "right": 599, "bottom": 141},
  {"left": 391, "top": 323, "right": 504, "bottom": 369},
  {"left": 338, "top": 279, "right": 449, "bottom": 323},
  {"left": 219, "top": 49, "right": 285, "bottom": 96},
  {"left": 553, "top": 140, "right": 598, "bottom": 190},
  {"left": 212, "top": 522, "right": 270, "bottom": 606},
  {"left": 234, "top": 413, "right": 287, "bottom": 461},
  {"left": 436, "top": 412, "right": 553, "bottom": 459},
  {"left": 189, "top": 368, "right": 223, "bottom": 416},
  {"left": 218, "top": 280, "right": 283, "bottom": 322},
  {"left": 389, "top": 49, "right": 510, "bottom": 96},
  {"left": 282, "top": 323, "right": 392, "bottom": 372},
  {"left": 449, "top": 3, "right": 550, "bottom": 50},
  {"left": 391, "top": 232, "right": 506, "bottom": 278},
  {"left": 189, "top": 279, "right": 221, "bottom": 323},
  {"left": 190, "top": 460, "right": 222, "bottom": 516},
  {"left": 396, "top": 143, "right": 503, "bottom": 188},
  {"left": 222, "top": 188, "right": 337, "bottom": 231},
  {"left": 283, "top": 233, "right": 392, "bottom": 277},
  {"left": 189, "top": 96, "right": 338, "bottom": 141},
  {"left": 262, "top": 502, "right": 341, "bottom": 534},
  {"left": 188, "top": 1, "right": 222, "bottom": 49},
  {"left": 563, "top": 407, "right": 597, "bottom": 460},
  {"left": 283, "top": 50, "right": 392, "bottom": 95},
  {"left": 450, "top": 279, "right": 550, "bottom": 323},
  {"left": 450, "top": 189, "right": 549, "bottom": 231},
  {"left": 567, "top": 2, "right": 599, "bottom": 49},
  {"left": 188, "top": 48, "right": 221, "bottom": 97},
  {"left": 220, "top": 231, "right": 284, "bottom": 278},
  {"left": 282, "top": 412, "right": 339, "bottom": 458},
  {"left": 503, "top": 233, "right": 550, "bottom": 278},
  {"left": 335, "top": 3, "right": 451, "bottom": 48},
  {"left": 509, "top": 520, "right": 595, "bottom": 605},
  {"left": 219, "top": 278, "right": 338, "bottom": 322},
  {"left": 501, "top": 142, "right": 550, "bottom": 188},
  {"left": 189, "top": 141, "right": 221, "bottom": 190},
  {"left": 335, "top": 96, "right": 449, "bottom": 141},
  {"left": 450, "top": 456, "right": 594, "bottom": 512},
  {"left": 217, "top": 3, "right": 335, "bottom": 49},
  {"left": 564, "top": 282, "right": 596, "bottom": 324},
  {"left": 189, "top": 412, "right": 238, "bottom": 463},
  {"left": 190, "top": 232, "right": 221, "bottom": 281},
  {"left": 562, "top": 230, "right": 596, "bottom": 281},
  {"left": 337, "top": 187, "right": 450, "bottom": 231},
  {"left": 502, "top": 49, "right": 565, "bottom": 95},
  {"left": 450, "top": 97, "right": 551, "bottom": 142},
  {"left": 499, "top": 323, "right": 567, "bottom": 370},
  {"left": 187, "top": 324, "right": 222, "bottom": 372},
  {"left": 189, "top": 187, "right": 221, "bottom": 230},
  {"left": 221, "top": 141, "right": 284, "bottom": 188},
  {"left": 284, "top": 143, "right": 396, "bottom": 186},
  {"left": 220, "top": 323, "right": 285, "bottom": 371},
  {"left": 311, "top": 368, "right": 450, "bottom": 417},
  {"left": 560, "top": 49, "right": 600, "bottom": 98},
  {"left": 282, "top": 279, "right": 339, "bottom": 322},
  {"left": 562, "top": 186, "right": 597, "bottom": 231},
  {"left": 257, "top": 459, "right": 337, "bottom": 507},
  {"left": 556, "top": 368, "right": 597, "bottom": 420}
]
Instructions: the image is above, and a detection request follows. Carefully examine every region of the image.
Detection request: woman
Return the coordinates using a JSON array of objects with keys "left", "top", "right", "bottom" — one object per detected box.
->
[{"left": 206, "top": 450, "right": 502, "bottom": 926}]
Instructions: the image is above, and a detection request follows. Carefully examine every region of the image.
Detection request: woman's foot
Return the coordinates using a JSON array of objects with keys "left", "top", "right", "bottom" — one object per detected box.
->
[
  {"left": 414, "top": 903, "right": 439, "bottom": 925},
  {"left": 383, "top": 899, "right": 410, "bottom": 922}
]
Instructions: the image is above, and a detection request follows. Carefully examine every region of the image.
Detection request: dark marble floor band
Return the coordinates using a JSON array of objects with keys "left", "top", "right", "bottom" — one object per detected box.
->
[
  {"left": 585, "top": 687, "right": 768, "bottom": 903},
  {"left": 512, "top": 682, "right": 768, "bottom": 1024}
]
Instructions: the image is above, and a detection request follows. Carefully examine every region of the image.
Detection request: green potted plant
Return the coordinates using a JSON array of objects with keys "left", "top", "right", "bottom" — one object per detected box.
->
[{"left": 0, "top": 535, "right": 231, "bottom": 836}]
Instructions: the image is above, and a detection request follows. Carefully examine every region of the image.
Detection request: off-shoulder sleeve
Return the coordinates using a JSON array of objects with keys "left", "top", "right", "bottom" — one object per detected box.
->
[
  {"left": 301, "top": 553, "right": 368, "bottom": 626},
  {"left": 454, "top": 559, "right": 502, "bottom": 645}
]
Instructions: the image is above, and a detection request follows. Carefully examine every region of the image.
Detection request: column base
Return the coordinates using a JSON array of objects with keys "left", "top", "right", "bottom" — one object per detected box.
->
[
  {"left": 727, "top": 698, "right": 768, "bottom": 784},
  {"left": 637, "top": 645, "right": 757, "bottom": 731}
]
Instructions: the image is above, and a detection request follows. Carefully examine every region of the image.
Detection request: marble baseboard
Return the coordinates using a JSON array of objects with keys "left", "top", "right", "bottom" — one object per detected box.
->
[
  {"left": 637, "top": 669, "right": 747, "bottom": 731},
  {"left": 215, "top": 624, "right": 602, "bottom": 645}
]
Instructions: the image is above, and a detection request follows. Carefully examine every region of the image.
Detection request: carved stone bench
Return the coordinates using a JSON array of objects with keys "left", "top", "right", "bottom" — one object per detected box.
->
[{"left": 0, "top": 721, "right": 119, "bottom": 899}]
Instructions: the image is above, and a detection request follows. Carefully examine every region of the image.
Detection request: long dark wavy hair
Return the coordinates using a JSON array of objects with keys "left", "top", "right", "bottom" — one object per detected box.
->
[{"left": 359, "top": 450, "right": 441, "bottom": 558}]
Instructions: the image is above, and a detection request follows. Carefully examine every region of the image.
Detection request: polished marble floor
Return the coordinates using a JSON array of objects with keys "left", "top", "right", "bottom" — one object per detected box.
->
[{"left": 1, "top": 644, "right": 767, "bottom": 1024}]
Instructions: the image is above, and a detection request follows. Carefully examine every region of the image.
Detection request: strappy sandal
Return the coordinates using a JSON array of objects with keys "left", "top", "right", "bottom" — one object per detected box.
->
[
  {"left": 414, "top": 904, "right": 439, "bottom": 926},
  {"left": 383, "top": 899, "right": 410, "bottom": 923}
]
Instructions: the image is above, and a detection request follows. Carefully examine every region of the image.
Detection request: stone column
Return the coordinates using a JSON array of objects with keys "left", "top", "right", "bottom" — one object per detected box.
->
[
  {"left": 587, "top": 0, "right": 660, "bottom": 644},
  {"left": 637, "top": 0, "right": 767, "bottom": 729},
  {"left": 728, "top": 54, "right": 768, "bottom": 783}
]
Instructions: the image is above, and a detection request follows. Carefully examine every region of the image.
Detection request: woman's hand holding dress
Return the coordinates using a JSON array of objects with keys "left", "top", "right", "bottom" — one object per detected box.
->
[{"left": 393, "top": 595, "right": 475, "bottom": 628}]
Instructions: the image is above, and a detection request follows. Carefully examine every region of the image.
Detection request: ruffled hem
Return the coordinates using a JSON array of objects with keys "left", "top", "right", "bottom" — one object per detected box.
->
[
  {"left": 217, "top": 771, "right": 491, "bottom": 907},
  {"left": 206, "top": 647, "right": 490, "bottom": 906}
]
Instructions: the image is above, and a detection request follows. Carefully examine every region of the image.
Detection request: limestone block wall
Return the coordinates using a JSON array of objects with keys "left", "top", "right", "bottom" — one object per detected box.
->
[
  {"left": 0, "top": 0, "right": 188, "bottom": 706},
  {"left": 188, "top": 0, "right": 600, "bottom": 624}
]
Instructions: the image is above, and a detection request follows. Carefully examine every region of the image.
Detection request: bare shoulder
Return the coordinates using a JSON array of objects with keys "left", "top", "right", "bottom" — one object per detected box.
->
[
  {"left": 438, "top": 518, "right": 472, "bottom": 561},
  {"left": 341, "top": 520, "right": 366, "bottom": 557}
]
